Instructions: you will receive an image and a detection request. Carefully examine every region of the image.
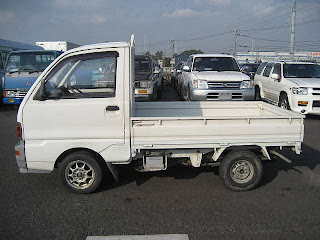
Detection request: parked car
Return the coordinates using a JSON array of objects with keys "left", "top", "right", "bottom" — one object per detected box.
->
[
  {"left": 134, "top": 55, "right": 160, "bottom": 101},
  {"left": 171, "top": 61, "right": 185, "bottom": 90},
  {"left": 180, "top": 54, "right": 255, "bottom": 101},
  {"left": 254, "top": 61, "right": 320, "bottom": 115},
  {"left": 240, "top": 63, "right": 260, "bottom": 79}
]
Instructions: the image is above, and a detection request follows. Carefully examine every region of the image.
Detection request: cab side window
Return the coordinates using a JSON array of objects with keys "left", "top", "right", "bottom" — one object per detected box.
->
[
  {"left": 44, "top": 52, "right": 118, "bottom": 99},
  {"left": 263, "top": 63, "right": 273, "bottom": 77}
]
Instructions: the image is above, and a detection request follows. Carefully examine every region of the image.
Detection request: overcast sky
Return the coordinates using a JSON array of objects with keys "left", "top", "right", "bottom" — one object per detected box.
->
[{"left": 0, "top": 0, "right": 319, "bottom": 55}]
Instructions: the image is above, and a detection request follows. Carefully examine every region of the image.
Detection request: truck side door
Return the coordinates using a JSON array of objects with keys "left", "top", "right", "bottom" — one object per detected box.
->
[{"left": 22, "top": 48, "right": 131, "bottom": 169}]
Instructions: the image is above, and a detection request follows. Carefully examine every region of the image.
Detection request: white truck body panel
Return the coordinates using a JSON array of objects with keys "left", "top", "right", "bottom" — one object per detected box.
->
[
  {"left": 131, "top": 101, "right": 303, "bottom": 151},
  {"left": 36, "top": 41, "right": 80, "bottom": 51}
]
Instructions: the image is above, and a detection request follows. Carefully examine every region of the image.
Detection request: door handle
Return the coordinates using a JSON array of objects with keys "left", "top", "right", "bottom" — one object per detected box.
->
[{"left": 106, "top": 106, "right": 120, "bottom": 111}]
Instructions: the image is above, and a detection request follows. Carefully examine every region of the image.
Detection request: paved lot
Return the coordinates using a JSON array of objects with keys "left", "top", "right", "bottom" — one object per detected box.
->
[{"left": 0, "top": 88, "right": 320, "bottom": 240}]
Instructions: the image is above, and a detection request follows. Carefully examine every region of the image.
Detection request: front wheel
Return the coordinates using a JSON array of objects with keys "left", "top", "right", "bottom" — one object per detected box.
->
[
  {"left": 279, "top": 95, "right": 291, "bottom": 110},
  {"left": 59, "top": 151, "right": 103, "bottom": 194},
  {"left": 254, "top": 86, "right": 261, "bottom": 101},
  {"left": 219, "top": 150, "right": 263, "bottom": 191}
]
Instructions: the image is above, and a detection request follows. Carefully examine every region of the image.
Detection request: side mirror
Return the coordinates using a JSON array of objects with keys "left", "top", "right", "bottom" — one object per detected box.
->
[
  {"left": 271, "top": 73, "right": 280, "bottom": 80},
  {"left": 182, "top": 66, "right": 191, "bottom": 72}
]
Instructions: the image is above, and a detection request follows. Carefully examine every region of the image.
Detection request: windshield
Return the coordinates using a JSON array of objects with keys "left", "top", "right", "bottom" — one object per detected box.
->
[
  {"left": 135, "top": 59, "right": 151, "bottom": 72},
  {"left": 5, "top": 52, "right": 56, "bottom": 73},
  {"left": 193, "top": 57, "right": 239, "bottom": 72},
  {"left": 283, "top": 64, "right": 320, "bottom": 78}
]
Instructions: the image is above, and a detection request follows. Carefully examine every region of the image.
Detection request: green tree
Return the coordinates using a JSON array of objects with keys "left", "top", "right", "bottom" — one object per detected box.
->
[
  {"left": 180, "top": 49, "right": 204, "bottom": 56},
  {"left": 144, "top": 51, "right": 150, "bottom": 56},
  {"left": 154, "top": 50, "right": 164, "bottom": 60}
]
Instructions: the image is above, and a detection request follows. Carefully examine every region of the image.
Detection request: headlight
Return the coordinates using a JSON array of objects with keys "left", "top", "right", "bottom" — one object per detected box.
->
[
  {"left": 5, "top": 91, "right": 16, "bottom": 97},
  {"left": 192, "top": 79, "right": 208, "bottom": 89},
  {"left": 140, "top": 81, "right": 152, "bottom": 88},
  {"left": 240, "top": 80, "right": 253, "bottom": 89},
  {"left": 292, "top": 87, "right": 308, "bottom": 95}
]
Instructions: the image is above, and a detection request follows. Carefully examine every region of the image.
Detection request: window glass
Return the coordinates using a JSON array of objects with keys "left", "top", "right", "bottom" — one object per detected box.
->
[
  {"left": 263, "top": 63, "right": 273, "bottom": 77},
  {"left": 5, "top": 52, "right": 56, "bottom": 73},
  {"left": 44, "top": 54, "right": 117, "bottom": 99},
  {"left": 193, "top": 57, "right": 239, "bottom": 71},
  {"left": 256, "top": 62, "right": 267, "bottom": 75},
  {"left": 272, "top": 63, "right": 281, "bottom": 76},
  {"left": 283, "top": 64, "right": 320, "bottom": 78}
]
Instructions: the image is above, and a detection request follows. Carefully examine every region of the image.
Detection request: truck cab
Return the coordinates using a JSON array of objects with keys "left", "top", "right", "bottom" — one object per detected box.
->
[{"left": 3, "top": 50, "right": 62, "bottom": 104}]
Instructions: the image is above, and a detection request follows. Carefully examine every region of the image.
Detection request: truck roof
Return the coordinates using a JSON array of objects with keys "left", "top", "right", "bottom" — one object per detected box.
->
[
  {"left": 9, "top": 50, "right": 62, "bottom": 54},
  {"left": 68, "top": 42, "right": 130, "bottom": 54},
  {"left": 191, "top": 54, "right": 234, "bottom": 58}
]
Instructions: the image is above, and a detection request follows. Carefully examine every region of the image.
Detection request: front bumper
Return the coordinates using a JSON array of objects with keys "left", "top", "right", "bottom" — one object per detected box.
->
[
  {"left": 3, "top": 97, "right": 23, "bottom": 104},
  {"left": 190, "top": 88, "right": 255, "bottom": 101},
  {"left": 290, "top": 95, "right": 320, "bottom": 115}
]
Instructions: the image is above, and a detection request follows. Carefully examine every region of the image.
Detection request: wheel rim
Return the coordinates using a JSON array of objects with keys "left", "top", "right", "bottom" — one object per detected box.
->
[
  {"left": 230, "top": 160, "right": 254, "bottom": 184},
  {"left": 280, "top": 98, "right": 289, "bottom": 109},
  {"left": 65, "top": 160, "right": 95, "bottom": 189}
]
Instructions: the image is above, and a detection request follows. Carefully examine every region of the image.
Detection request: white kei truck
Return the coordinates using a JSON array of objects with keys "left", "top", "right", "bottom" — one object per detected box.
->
[{"left": 15, "top": 35, "right": 305, "bottom": 193}]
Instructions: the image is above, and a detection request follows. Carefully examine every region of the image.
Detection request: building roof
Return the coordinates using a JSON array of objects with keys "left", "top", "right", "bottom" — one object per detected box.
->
[{"left": 0, "top": 39, "right": 43, "bottom": 50}]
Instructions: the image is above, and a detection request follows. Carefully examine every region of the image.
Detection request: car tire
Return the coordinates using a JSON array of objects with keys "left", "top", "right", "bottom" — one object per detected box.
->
[
  {"left": 219, "top": 150, "right": 263, "bottom": 191},
  {"left": 186, "top": 87, "right": 191, "bottom": 101},
  {"left": 254, "top": 86, "right": 261, "bottom": 101},
  {"left": 279, "top": 94, "right": 291, "bottom": 110},
  {"left": 59, "top": 151, "right": 103, "bottom": 194}
]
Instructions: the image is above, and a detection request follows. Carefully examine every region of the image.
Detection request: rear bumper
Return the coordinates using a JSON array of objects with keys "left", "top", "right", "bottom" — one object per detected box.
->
[
  {"left": 190, "top": 88, "right": 255, "bottom": 101},
  {"left": 3, "top": 97, "right": 23, "bottom": 104},
  {"left": 15, "top": 140, "right": 50, "bottom": 173}
]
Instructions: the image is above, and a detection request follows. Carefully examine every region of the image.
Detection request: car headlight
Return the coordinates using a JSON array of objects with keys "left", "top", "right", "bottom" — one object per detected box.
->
[
  {"left": 192, "top": 79, "right": 208, "bottom": 89},
  {"left": 140, "top": 81, "right": 152, "bottom": 88},
  {"left": 292, "top": 87, "right": 308, "bottom": 95},
  {"left": 240, "top": 80, "right": 253, "bottom": 89},
  {"left": 5, "top": 91, "right": 16, "bottom": 97}
]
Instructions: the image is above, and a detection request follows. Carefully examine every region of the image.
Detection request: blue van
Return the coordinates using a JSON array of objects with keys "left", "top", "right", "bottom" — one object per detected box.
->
[{"left": 3, "top": 50, "right": 62, "bottom": 104}]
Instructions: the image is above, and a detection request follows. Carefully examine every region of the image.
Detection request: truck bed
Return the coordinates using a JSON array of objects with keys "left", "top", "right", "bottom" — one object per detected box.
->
[{"left": 131, "top": 101, "right": 304, "bottom": 150}]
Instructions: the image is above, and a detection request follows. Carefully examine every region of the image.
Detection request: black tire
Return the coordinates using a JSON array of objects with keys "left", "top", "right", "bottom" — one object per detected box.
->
[
  {"left": 186, "top": 87, "right": 191, "bottom": 101},
  {"left": 279, "top": 94, "right": 291, "bottom": 110},
  {"left": 254, "top": 86, "right": 261, "bottom": 101},
  {"left": 219, "top": 150, "right": 263, "bottom": 191},
  {"left": 59, "top": 151, "right": 103, "bottom": 194}
]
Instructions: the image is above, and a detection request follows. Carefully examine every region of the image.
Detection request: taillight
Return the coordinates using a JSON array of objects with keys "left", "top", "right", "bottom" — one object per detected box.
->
[
  {"left": 16, "top": 123, "right": 22, "bottom": 138},
  {"left": 2, "top": 91, "right": 5, "bottom": 97}
]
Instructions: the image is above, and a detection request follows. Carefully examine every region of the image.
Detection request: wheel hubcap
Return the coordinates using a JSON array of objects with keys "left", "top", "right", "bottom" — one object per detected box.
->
[
  {"left": 230, "top": 160, "right": 254, "bottom": 184},
  {"left": 65, "top": 160, "right": 95, "bottom": 189}
]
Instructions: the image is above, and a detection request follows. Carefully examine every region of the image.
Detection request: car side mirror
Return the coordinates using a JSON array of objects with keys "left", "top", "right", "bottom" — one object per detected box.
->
[
  {"left": 182, "top": 66, "right": 191, "bottom": 72},
  {"left": 271, "top": 73, "right": 280, "bottom": 81}
]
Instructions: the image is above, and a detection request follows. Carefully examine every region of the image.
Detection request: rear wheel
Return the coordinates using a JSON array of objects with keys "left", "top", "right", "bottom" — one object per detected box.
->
[
  {"left": 279, "top": 94, "right": 290, "bottom": 110},
  {"left": 219, "top": 150, "right": 263, "bottom": 191},
  {"left": 59, "top": 151, "right": 103, "bottom": 194}
]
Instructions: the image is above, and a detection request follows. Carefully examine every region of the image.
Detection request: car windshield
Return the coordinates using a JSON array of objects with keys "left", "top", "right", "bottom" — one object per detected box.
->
[
  {"left": 283, "top": 64, "right": 320, "bottom": 78},
  {"left": 5, "top": 52, "right": 56, "bottom": 73},
  {"left": 241, "top": 64, "right": 259, "bottom": 72},
  {"left": 135, "top": 59, "right": 150, "bottom": 72},
  {"left": 193, "top": 57, "right": 239, "bottom": 72}
]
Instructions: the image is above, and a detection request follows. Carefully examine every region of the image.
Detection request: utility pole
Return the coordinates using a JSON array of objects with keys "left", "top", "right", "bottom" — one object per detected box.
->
[
  {"left": 251, "top": 38, "right": 254, "bottom": 63},
  {"left": 170, "top": 40, "right": 176, "bottom": 57},
  {"left": 233, "top": 29, "right": 239, "bottom": 56},
  {"left": 290, "top": 0, "right": 296, "bottom": 60}
]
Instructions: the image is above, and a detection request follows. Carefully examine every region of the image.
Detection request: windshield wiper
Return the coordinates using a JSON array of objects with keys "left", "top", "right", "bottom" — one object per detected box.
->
[{"left": 29, "top": 69, "right": 45, "bottom": 74}]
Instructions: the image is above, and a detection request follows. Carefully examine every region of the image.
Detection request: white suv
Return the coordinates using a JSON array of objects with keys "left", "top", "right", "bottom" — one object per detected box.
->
[{"left": 254, "top": 61, "right": 320, "bottom": 115}]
